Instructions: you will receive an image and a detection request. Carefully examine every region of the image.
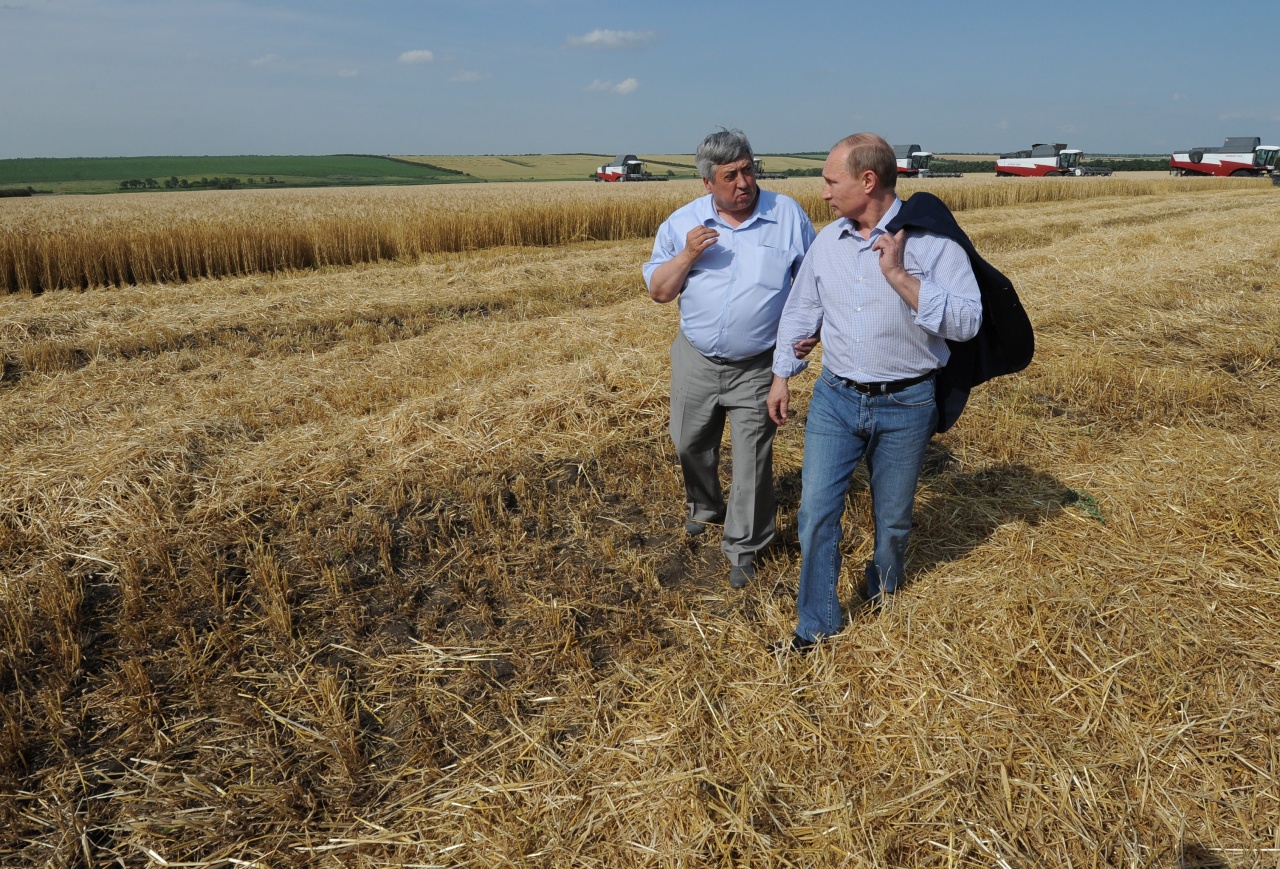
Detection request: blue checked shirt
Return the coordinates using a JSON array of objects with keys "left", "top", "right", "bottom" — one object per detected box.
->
[
  {"left": 643, "top": 189, "right": 815, "bottom": 361},
  {"left": 772, "top": 197, "right": 982, "bottom": 382}
]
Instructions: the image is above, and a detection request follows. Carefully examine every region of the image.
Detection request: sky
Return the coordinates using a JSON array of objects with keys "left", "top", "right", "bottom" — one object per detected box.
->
[{"left": 2, "top": 0, "right": 1278, "bottom": 159}]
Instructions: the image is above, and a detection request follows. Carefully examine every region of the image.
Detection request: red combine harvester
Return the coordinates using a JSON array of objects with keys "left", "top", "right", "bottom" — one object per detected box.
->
[
  {"left": 995, "top": 143, "right": 1112, "bottom": 177},
  {"left": 594, "top": 154, "right": 667, "bottom": 182},
  {"left": 1169, "top": 137, "right": 1280, "bottom": 177},
  {"left": 893, "top": 144, "right": 961, "bottom": 178}
]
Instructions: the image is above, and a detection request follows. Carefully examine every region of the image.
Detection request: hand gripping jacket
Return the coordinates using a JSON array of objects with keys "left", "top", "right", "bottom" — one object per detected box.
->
[{"left": 886, "top": 192, "right": 1035, "bottom": 433}]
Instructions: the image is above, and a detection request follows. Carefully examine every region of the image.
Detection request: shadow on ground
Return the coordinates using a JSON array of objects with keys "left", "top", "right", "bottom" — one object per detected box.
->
[
  {"left": 648, "top": 442, "right": 1083, "bottom": 601},
  {"left": 1178, "top": 841, "right": 1231, "bottom": 869},
  {"left": 910, "top": 443, "right": 1080, "bottom": 576}
]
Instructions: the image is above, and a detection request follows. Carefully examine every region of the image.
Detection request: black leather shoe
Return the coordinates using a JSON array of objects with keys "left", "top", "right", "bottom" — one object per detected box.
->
[
  {"left": 728, "top": 562, "right": 755, "bottom": 589},
  {"left": 685, "top": 515, "right": 724, "bottom": 536},
  {"left": 769, "top": 634, "right": 817, "bottom": 655}
]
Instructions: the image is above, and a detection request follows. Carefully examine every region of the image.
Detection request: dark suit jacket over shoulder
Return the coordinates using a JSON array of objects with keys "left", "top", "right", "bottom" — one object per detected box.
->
[{"left": 887, "top": 192, "right": 1034, "bottom": 432}]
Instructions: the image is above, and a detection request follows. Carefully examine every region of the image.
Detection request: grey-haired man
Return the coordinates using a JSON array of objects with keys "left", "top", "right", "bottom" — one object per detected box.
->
[{"left": 643, "top": 129, "right": 815, "bottom": 588}]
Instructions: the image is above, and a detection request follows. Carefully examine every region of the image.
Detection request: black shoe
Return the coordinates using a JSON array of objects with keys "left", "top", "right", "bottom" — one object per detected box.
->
[
  {"left": 685, "top": 515, "right": 724, "bottom": 537},
  {"left": 769, "top": 634, "right": 817, "bottom": 655},
  {"left": 728, "top": 562, "right": 755, "bottom": 589}
]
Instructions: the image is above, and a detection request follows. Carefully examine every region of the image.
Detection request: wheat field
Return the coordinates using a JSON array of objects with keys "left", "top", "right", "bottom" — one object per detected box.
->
[
  {"left": 0, "top": 175, "right": 1255, "bottom": 295},
  {"left": 2, "top": 178, "right": 1279, "bottom": 867}
]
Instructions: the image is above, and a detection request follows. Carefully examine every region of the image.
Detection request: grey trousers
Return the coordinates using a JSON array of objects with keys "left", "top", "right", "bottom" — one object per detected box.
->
[{"left": 669, "top": 331, "right": 777, "bottom": 567}]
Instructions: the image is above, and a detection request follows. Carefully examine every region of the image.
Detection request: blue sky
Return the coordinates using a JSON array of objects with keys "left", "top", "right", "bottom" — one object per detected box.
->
[{"left": 2, "top": 0, "right": 1277, "bottom": 159}]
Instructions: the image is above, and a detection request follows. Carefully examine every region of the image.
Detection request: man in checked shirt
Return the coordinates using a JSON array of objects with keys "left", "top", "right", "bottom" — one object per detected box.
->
[{"left": 767, "top": 133, "right": 983, "bottom": 652}]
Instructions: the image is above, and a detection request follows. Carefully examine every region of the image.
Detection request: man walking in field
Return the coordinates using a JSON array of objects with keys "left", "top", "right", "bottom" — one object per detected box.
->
[
  {"left": 767, "top": 133, "right": 983, "bottom": 651},
  {"left": 644, "top": 129, "right": 815, "bottom": 589}
]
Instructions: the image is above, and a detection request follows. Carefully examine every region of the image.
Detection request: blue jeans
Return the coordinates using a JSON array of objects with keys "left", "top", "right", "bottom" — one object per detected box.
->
[{"left": 795, "top": 370, "right": 938, "bottom": 642}]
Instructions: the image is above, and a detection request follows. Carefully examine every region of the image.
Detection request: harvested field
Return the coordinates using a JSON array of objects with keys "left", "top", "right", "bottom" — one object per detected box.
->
[{"left": 1, "top": 181, "right": 1279, "bottom": 866}]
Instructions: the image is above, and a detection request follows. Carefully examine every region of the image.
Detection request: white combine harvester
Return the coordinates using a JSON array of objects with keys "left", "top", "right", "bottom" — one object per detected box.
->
[
  {"left": 594, "top": 154, "right": 667, "bottom": 182},
  {"left": 996, "top": 143, "right": 1112, "bottom": 177},
  {"left": 1169, "top": 137, "right": 1280, "bottom": 177},
  {"left": 893, "top": 144, "right": 961, "bottom": 178}
]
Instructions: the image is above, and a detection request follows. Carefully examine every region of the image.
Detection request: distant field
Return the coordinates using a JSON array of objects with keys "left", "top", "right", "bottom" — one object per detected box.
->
[
  {"left": 394, "top": 153, "right": 614, "bottom": 182},
  {"left": 0, "top": 155, "right": 465, "bottom": 194},
  {"left": 0, "top": 151, "right": 1184, "bottom": 195},
  {"left": 390, "top": 153, "right": 828, "bottom": 182},
  {"left": 395, "top": 154, "right": 705, "bottom": 182},
  {"left": 637, "top": 154, "right": 830, "bottom": 175}
]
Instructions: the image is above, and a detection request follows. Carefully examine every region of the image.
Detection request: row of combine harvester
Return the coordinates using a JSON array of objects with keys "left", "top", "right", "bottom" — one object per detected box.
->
[
  {"left": 906, "top": 137, "right": 1280, "bottom": 180},
  {"left": 894, "top": 142, "right": 1113, "bottom": 178},
  {"left": 596, "top": 145, "right": 1117, "bottom": 182},
  {"left": 895, "top": 142, "right": 1112, "bottom": 178},
  {"left": 1169, "top": 136, "right": 1279, "bottom": 178},
  {"left": 596, "top": 137, "right": 1280, "bottom": 184}
]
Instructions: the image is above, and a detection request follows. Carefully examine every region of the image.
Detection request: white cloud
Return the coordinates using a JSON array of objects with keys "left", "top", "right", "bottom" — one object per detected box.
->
[
  {"left": 398, "top": 49, "right": 435, "bottom": 65},
  {"left": 338, "top": 68, "right": 358, "bottom": 78},
  {"left": 449, "top": 70, "right": 491, "bottom": 83},
  {"left": 566, "top": 29, "right": 657, "bottom": 49},
  {"left": 588, "top": 78, "right": 638, "bottom": 95},
  {"left": 250, "top": 53, "right": 281, "bottom": 67},
  {"left": 1172, "top": 92, "right": 1183, "bottom": 101}
]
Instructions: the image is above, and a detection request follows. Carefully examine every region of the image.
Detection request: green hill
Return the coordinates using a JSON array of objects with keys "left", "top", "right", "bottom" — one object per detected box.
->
[{"left": 0, "top": 154, "right": 467, "bottom": 194}]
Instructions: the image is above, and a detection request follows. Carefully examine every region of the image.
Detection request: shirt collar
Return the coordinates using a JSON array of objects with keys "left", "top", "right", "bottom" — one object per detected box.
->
[
  {"left": 700, "top": 189, "right": 775, "bottom": 229},
  {"left": 837, "top": 195, "right": 903, "bottom": 240}
]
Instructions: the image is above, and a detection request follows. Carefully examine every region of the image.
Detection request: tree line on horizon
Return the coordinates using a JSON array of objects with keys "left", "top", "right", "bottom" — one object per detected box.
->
[{"left": 119, "top": 176, "right": 283, "bottom": 191}]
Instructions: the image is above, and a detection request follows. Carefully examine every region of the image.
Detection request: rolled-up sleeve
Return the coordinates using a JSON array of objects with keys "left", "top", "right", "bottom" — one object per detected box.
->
[
  {"left": 641, "top": 220, "right": 678, "bottom": 291},
  {"left": 771, "top": 255, "right": 824, "bottom": 379},
  {"left": 909, "top": 233, "right": 983, "bottom": 342}
]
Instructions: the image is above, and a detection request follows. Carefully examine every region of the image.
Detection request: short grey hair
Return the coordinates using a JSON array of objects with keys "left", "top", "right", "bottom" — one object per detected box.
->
[{"left": 695, "top": 128, "right": 754, "bottom": 182}]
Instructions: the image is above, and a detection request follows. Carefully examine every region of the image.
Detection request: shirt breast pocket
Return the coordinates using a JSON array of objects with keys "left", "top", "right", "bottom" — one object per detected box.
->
[{"left": 751, "top": 246, "right": 793, "bottom": 292}]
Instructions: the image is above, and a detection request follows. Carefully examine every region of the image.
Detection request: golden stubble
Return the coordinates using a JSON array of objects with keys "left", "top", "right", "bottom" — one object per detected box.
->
[{"left": 1, "top": 182, "right": 1278, "bottom": 866}]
